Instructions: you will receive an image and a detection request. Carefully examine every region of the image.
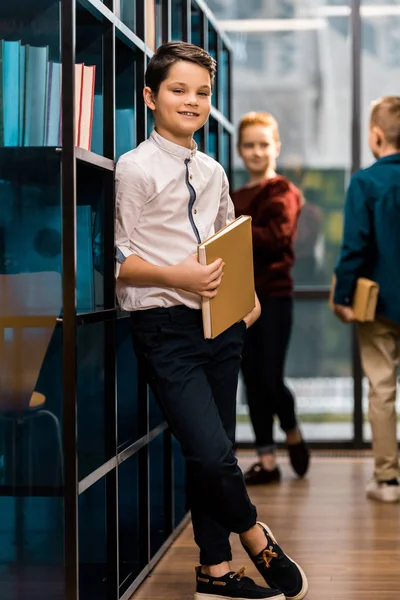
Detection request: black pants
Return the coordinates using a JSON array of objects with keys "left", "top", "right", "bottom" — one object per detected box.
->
[
  {"left": 241, "top": 297, "right": 297, "bottom": 454},
  {"left": 130, "top": 306, "right": 257, "bottom": 565}
]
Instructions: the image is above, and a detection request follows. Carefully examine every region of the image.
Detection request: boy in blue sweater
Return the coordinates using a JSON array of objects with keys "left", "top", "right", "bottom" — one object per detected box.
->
[{"left": 333, "top": 96, "right": 400, "bottom": 503}]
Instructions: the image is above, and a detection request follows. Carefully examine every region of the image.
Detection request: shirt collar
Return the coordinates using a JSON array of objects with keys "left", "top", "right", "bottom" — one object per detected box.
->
[
  {"left": 150, "top": 129, "right": 197, "bottom": 160},
  {"left": 375, "top": 152, "right": 400, "bottom": 166}
]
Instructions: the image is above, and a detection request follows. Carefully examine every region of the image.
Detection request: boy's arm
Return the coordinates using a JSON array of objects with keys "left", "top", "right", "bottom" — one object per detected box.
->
[
  {"left": 115, "top": 157, "right": 150, "bottom": 278},
  {"left": 333, "top": 174, "right": 372, "bottom": 318},
  {"left": 251, "top": 186, "right": 300, "bottom": 254},
  {"left": 116, "top": 159, "right": 225, "bottom": 298}
]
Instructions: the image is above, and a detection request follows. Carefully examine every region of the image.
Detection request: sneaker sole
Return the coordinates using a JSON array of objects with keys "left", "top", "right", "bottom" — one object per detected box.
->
[
  {"left": 258, "top": 522, "right": 309, "bottom": 600},
  {"left": 366, "top": 490, "right": 400, "bottom": 503},
  {"left": 194, "top": 593, "right": 285, "bottom": 600}
]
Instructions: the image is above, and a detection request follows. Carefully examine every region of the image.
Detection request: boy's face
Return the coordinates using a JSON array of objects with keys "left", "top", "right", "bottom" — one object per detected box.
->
[
  {"left": 144, "top": 60, "right": 212, "bottom": 144},
  {"left": 238, "top": 125, "right": 280, "bottom": 175}
]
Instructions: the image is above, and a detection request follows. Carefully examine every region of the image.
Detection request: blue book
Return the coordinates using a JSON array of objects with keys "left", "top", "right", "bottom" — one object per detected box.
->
[
  {"left": 3, "top": 41, "right": 20, "bottom": 146},
  {"left": 116, "top": 107, "right": 135, "bottom": 160},
  {"left": 24, "top": 45, "right": 48, "bottom": 146},
  {"left": 19, "top": 45, "right": 26, "bottom": 146},
  {"left": 90, "top": 94, "right": 103, "bottom": 156},
  {"left": 0, "top": 41, "right": 3, "bottom": 146},
  {"left": 45, "top": 61, "right": 61, "bottom": 146}
]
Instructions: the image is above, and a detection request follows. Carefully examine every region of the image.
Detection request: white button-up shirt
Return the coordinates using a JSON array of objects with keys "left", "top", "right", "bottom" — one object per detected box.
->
[{"left": 115, "top": 129, "right": 235, "bottom": 311}]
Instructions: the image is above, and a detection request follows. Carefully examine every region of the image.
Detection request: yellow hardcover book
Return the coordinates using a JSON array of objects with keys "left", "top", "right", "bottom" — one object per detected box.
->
[
  {"left": 329, "top": 275, "right": 379, "bottom": 322},
  {"left": 198, "top": 215, "right": 255, "bottom": 339}
]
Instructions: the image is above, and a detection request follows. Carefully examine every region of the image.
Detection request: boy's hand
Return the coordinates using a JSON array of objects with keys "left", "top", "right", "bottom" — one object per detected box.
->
[
  {"left": 242, "top": 294, "right": 261, "bottom": 329},
  {"left": 170, "top": 254, "right": 224, "bottom": 298},
  {"left": 333, "top": 304, "right": 356, "bottom": 323}
]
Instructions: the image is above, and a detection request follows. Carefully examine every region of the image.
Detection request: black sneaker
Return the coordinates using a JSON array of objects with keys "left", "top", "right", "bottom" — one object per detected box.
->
[
  {"left": 241, "top": 523, "right": 308, "bottom": 600},
  {"left": 194, "top": 566, "right": 285, "bottom": 600},
  {"left": 244, "top": 463, "right": 281, "bottom": 486},
  {"left": 287, "top": 440, "right": 310, "bottom": 478}
]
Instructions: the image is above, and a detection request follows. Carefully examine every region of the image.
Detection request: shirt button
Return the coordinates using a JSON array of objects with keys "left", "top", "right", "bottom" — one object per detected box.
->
[
  {"left": 194, "top": 209, "right": 197, "bottom": 214},
  {"left": 190, "top": 174, "right": 193, "bottom": 180}
]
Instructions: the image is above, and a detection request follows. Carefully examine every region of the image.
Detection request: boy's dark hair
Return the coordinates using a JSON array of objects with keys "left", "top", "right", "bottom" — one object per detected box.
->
[
  {"left": 371, "top": 96, "right": 400, "bottom": 149},
  {"left": 145, "top": 42, "right": 216, "bottom": 94}
]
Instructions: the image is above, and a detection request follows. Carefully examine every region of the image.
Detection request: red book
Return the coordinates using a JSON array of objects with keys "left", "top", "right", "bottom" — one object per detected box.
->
[{"left": 77, "top": 65, "right": 96, "bottom": 151}]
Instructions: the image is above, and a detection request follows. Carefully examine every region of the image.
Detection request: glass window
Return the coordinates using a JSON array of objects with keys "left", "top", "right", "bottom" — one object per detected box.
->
[
  {"left": 361, "top": 0, "right": 400, "bottom": 167},
  {"left": 214, "top": 0, "right": 351, "bottom": 288}
]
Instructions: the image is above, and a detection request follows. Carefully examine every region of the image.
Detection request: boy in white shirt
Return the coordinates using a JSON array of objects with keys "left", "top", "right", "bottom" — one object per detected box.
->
[{"left": 115, "top": 41, "right": 308, "bottom": 600}]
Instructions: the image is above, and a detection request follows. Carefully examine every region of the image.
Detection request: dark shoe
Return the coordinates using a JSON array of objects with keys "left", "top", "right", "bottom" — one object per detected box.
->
[
  {"left": 287, "top": 440, "right": 309, "bottom": 478},
  {"left": 241, "top": 522, "right": 308, "bottom": 600},
  {"left": 244, "top": 463, "right": 281, "bottom": 486},
  {"left": 194, "top": 566, "right": 285, "bottom": 599}
]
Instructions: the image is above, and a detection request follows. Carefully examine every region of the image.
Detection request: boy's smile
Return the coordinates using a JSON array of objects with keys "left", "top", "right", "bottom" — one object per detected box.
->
[{"left": 144, "top": 60, "right": 212, "bottom": 148}]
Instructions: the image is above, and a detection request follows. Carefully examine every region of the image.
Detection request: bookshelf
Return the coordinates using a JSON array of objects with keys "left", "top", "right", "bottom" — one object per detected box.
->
[{"left": 0, "top": 1, "right": 233, "bottom": 599}]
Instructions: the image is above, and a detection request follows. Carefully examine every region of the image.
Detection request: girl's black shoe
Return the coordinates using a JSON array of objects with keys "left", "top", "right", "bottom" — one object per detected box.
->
[
  {"left": 287, "top": 440, "right": 310, "bottom": 478},
  {"left": 244, "top": 463, "right": 281, "bottom": 486}
]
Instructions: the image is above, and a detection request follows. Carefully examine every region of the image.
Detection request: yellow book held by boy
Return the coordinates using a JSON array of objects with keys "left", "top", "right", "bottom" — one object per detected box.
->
[
  {"left": 198, "top": 215, "right": 255, "bottom": 339},
  {"left": 329, "top": 275, "right": 379, "bottom": 322}
]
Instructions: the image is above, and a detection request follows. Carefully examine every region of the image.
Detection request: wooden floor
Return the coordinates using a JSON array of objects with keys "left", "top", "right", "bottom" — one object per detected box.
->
[{"left": 133, "top": 452, "right": 400, "bottom": 600}]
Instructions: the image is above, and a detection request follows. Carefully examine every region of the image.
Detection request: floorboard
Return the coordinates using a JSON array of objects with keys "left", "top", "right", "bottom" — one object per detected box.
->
[{"left": 132, "top": 452, "right": 400, "bottom": 600}]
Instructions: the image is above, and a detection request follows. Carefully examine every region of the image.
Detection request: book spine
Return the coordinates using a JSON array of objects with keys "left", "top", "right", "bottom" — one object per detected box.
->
[
  {"left": 46, "top": 62, "right": 61, "bottom": 146},
  {"left": 75, "top": 63, "right": 84, "bottom": 147},
  {"left": 87, "top": 65, "right": 95, "bottom": 150},
  {"left": 19, "top": 45, "right": 25, "bottom": 146},
  {"left": 0, "top": 41, "right": 4, "bottom": 146},
  {"left": 3, "top": 41, "right": 20, "bottom": 146},
  {"left": 24, "top": 45, "right": 49, "bottom": 146},
  {"left": 198, "top": 245, "right": 211, "bottom": 339}
]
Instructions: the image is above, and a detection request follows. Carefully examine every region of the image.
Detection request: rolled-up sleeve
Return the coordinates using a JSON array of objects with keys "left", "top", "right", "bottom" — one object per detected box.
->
[
  {"left": 115, "top": 157, "right": 150, "bottom": 278},
  {"left": 214, "top": 167, "right": 235, "bottom": 232}
]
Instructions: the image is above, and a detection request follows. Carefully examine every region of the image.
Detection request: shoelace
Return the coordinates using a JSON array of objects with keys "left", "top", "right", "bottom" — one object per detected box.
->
[
  {"left": 230, "top": 566, "right": 246, "bottom": 581},
  {"left": 258, "top": 546, "right": 279, "bottom": 568}
]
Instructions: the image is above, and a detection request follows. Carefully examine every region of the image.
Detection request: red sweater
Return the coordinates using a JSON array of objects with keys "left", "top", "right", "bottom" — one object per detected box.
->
[{"left": 232, "top": 176, "right": 302, "bottom": 298}]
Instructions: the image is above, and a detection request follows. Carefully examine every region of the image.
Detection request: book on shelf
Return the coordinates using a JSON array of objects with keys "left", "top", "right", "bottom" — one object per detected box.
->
[
  {"left": 78, "top": 65, "right": 96, "bottom": 151},
  {"left": 198, "top": 215, "right": 255, "bottom": 339},
  {"left": 0, "top": 39, "right": 96, "bottom": 151},
  {"left": 329, "top": 275, "right": 379, "bottom": 322}
]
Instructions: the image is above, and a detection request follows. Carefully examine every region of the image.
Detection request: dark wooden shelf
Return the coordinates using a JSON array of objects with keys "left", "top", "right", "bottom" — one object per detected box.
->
[
  {"left": 0, "top": 147, "right": 114, "bottom": 184},
  {"left": 75, "top": 147, "right": 115, "bottom": 171}
]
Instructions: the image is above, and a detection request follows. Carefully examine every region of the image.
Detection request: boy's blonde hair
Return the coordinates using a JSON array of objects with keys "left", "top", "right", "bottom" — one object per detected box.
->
[
  {"left": 370, "top": 96, "right": 400, "bottom": 150},
  {"left": 238, "top": 111, "right": 280, "bottom": 144}
]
